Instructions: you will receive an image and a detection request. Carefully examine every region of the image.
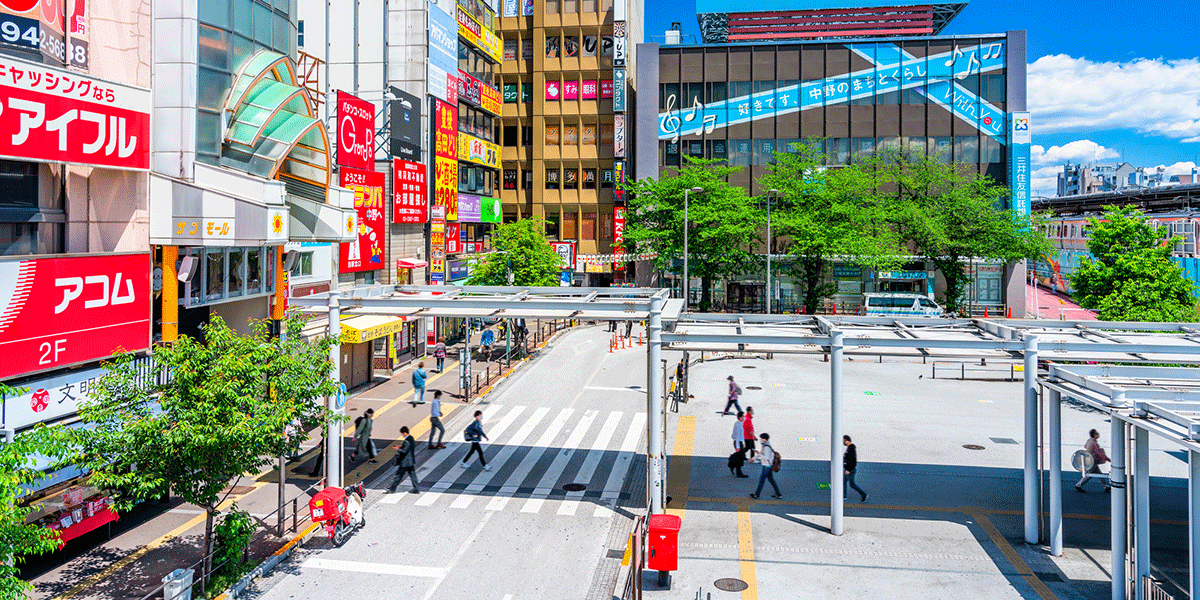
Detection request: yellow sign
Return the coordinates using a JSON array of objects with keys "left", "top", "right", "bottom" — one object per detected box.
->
[
  {"left": 458, "top": 133, "right": 500, "bottom": 169},
  {"left": 341, "top": 316, "right": 406, "bottom": 344},
  {"left": 456, "top": 8, "right": 503, "bottom": 63}
]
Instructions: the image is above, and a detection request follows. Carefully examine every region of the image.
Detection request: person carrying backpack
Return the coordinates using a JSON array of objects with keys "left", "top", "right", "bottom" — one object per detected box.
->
[
  {"left": 723, "top": 375, "right": 743, "bottom": 415},
  {"left": 349, "top": 408, "right": 377, "bottom": 464},
  {"left": 750, "top": 433, "right": 782, "bottom": 499}
]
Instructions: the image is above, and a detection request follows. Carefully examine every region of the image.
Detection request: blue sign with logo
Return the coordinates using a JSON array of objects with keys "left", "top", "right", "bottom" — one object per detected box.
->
[{"left": 1009, "top": 111, "right": 1031, "bottom": 220}]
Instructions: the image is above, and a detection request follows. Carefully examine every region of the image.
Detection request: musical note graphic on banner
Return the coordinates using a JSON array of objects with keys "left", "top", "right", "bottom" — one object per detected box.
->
[
  {"left": 944, "top": 45, "right": 963, "bottom": 67},
  {"left": 683, "top": 97, "right": 702, "bottom": 122}
]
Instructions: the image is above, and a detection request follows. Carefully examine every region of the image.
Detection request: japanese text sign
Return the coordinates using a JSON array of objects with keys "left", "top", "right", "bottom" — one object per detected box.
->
[
  {"left": 457, "top": 132, "right": 500, "bottom": 169},
  {"left": 456, "top": 7, "right": 503, "bottom": 63},
  {"left": 601, "top": 79, "right": 613, "bottom": 99},
  {"left": 458, "top": 193, "right": 482, "bottom": 222},
  {"left": 457, "top": 69, "right": 502, "bottom": 116},
  {"left": 581, "top": 80, "right": 597, "bottom": 100},
  {"left": 434, "top": 99, "right": 457, "bottom": 160},
  {"left": 393, "top": 158, "right": 428, "bottom": 223},
  {"left": 428, "top": 4, "right": 458, "bottom": 103},
  {"left": 339, "top": 167, "right": 385, "bottom": 272},
  {"left": 446, "top": 222, "right": 461, "bottom": 254},
  {"left": 0, "top": 53, "right": 150, "bottom": 170},
  {"left": 612, "top": 69, "right": 626, "bottom": 112},
  {"left": 337, "top": 90, "right": 375, "bottom": 170},
  {"left": 613, "top": 207, "right": 626, "bottom": 254},
  {"left": 613, "top": 114, "right": 626, "bottom": 158},
  {"left": 2, "top": 356, "right": 160, "bottom": 430},
  {"left": 563, "top": 80, "right": 578, "bottom": 100},
  {"left": 0, "top": 253, "right": 150, "bottom": 379}
]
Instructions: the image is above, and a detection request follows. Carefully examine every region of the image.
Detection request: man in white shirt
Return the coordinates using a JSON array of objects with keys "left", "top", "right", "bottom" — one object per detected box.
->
[{"left": 428, "top": 390, "right": 447, "bottom": 450}]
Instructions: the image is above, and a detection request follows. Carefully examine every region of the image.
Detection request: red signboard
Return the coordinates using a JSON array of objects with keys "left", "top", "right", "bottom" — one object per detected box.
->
[
  {"left": 446, "top": 222, "right": 461, "bottom": 254},
  {"left": 336, "top": 90, "right": 375, "bottom": 170},
  {"left": 393, "top": 159, "right": 428, "bottom": 223},
  {"left": 613, "top": 206, "right": 627, "bottom": 255},
  {"left": 0, "top": 253, "right": 151, "bottom": 379},
  {"left": 339, "top": 167, "right": 386, "bottom": 272},
  {"left": 0, "top": 53, "right": 151, "bottom": 170},
  {"left": 433, "top": 100, "right": 458, "bottom": 220}
]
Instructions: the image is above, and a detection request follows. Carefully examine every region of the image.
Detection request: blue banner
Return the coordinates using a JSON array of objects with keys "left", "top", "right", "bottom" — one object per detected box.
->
[
  {"left": 659, "top": 40, "right": 1008, "bottom": 143},
  {"left": 1009, "top": 111, "right": 1031, "bottom": 218}
]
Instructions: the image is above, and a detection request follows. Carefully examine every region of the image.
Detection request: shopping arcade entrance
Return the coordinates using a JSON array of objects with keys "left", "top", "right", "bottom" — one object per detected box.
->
[{"left": 292, "top": 286, "right": 1200, "bottom": 600}]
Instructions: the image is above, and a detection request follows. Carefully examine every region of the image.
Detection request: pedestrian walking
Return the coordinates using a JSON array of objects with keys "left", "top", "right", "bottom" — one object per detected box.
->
[
  {"left": 428, "top": 390, "right": 447, "bottom": 450},
  {"left": 480, "top": 328, "right": 495, "bottom": 360},
  {"left": 843, "top": 435, "right": 868, "bottom": 503},
  {"left": 1075, "top": 428, "right": 1111, "bottom": 492},
  {"left": 742, "top": 407, "right": 756, "bottom": 460},
  {"left": 461, "top": 410, "right": 491, "bottom": 470},
  {"left": 433, "top": 338, "right": 447, "bottom": 372},
  {"left": 412, "top": 361, "right": 427, "bottom": 405},
  {"left": 723, "top": 375, "right": 743, "bottom": 415},
  {"left": 308, "top": 431, "right": 326, "bottom": 477},
  {"left": 350, "top": 408, "right": 378, "bottom": 464},
  {"left": 750, "top": 433, "right": 782, "bottom": 499},
  {"left": 608, "top": 319, "right": 618, "bottom": 333},
  {"left": 730, "top": 412, "right": 748, "bottom": 477},
  {"left": 388, "top": 426, "right": 421, "bottom": 493},
  {"left": 625, "top": 319, "right": 633, "bottom": 339}
]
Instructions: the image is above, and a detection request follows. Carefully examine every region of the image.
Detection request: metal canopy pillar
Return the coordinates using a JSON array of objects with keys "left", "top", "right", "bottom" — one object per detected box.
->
[
  {"left": 1191, "top": 450, "right": 1200, "bottom": 600},
  {"left": 1134, "top": 427, "right": 1150, "bottom": 600},
  {"left": 1111, "top": 414, "right": 1128, "bottom": 600},
  {"left": 648, "top": 292, "right": 666, "bottom": 514},
  {"left": 831, "top": 329, "right": 844, "bottom": 536},
  {"left": 326, "top": 292, "right": 343, "bottom": 487},
  {"left": 1023, "top": 335, "right": 1039, "bottom": 544},
  {"left": 1047, "top": 388, "right": 1063, "bottom": 556}
]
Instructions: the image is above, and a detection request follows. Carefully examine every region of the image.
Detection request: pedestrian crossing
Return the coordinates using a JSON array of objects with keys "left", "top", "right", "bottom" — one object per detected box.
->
[{"left": 378, "top": 404, "right": 645, "bottom": 518}]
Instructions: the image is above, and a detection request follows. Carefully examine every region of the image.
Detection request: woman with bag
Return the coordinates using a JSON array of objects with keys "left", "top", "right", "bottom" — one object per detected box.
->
[
  {"left": 750, "top": 433, "right": 782, "bottom": 499},
  {"left": 729, "top": 412, "right": 748, "bottom": 477}
]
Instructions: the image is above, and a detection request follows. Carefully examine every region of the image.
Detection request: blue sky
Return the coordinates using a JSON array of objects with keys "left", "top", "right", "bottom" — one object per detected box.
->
[{"left": 643, "top": 0, "right": 1200, "bottom": 195}]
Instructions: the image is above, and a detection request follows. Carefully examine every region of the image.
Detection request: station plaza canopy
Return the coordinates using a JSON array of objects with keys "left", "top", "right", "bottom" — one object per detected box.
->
[{"left": 292, "top": 285, "right": 1200, "bottom": 600}]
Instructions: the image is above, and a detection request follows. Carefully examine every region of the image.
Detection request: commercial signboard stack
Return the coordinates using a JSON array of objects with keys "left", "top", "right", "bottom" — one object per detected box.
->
[
  {"left": 428, "top": 2, "right": 459, "bottom": 103},
  {"left": 611, "top": 6, "right": 629, "bottom": 265}
]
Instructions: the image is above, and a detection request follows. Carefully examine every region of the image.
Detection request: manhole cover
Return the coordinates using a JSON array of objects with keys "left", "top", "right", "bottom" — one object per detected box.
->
[
  {"left": 742, "top": 365, "right": 756, "bottom": 369},
  {"left": 606, "top": 548, "right": 624, "bottom": 559},
  {"left": 963, "top": 444, "right": 986, "bottom": 450},
  {"left": 563, "top": 483, "right": 586, "bottom": 492},
  {"left": 989, "top": 437, "right": 1019, "bottom": 445},
  {"left": 714, "top": 578, "right": 749, "bottom": 592},
  {"left": 746, "top": 386, "right": 762, "bottom": 390}
]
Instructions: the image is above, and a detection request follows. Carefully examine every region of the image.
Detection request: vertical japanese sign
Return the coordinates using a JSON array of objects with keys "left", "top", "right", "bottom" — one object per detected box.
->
[
  {"left": 430, "top": 204, "right": 446, "bottom": 283},
  {"left": 446, "top": 222, "right": 461, "bottom": 254},
  {"left": 337, "top": 91, "right": 375, "bottom": 170},
  {"left": 433, "top": 99, "right": 458, "bottom": 222},
  {"left": 428, "top": 2, "right": 459, "bottom": 103},
  {"left": 612, "top": 21, "right": 626, "bottom": 67},
  {"left": 0, "top": 253, "right": 151, "bottom": 379},
  {"left": 613, "top": 160, "right": 626, "bottom": 203},
  {"left": 503, "top": 0, "right": 518, "bottom": 17},
  {"left": 339, "top": 168, "right": 385, "bottom": 272},
  {"left": 1009, "top": 112, "right": 1031, "bottom": 222},
  {"left": 613, "top": 114, "right": 626, "bottom": 159},
  {"left": 613, "top": 206, "right": 626, "bottom": 257},
  {"left": 393, "top": 158, "right": 428, "bottom": 223},
  {"left": 612, "top": 69, "right": 626, "bottom": 112},
  {"left": 0, "top": 53, "right": 150, "bottom": 169}
]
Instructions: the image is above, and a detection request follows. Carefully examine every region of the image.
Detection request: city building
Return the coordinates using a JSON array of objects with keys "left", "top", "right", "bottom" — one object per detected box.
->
[
  {"left": 637, "top": 28, "right": 1030, "bottom": 313},
  {"left": 0, "top": 0, "right": 153, "bottom": 545},
  {"left": 696, "top": 0, "right": 967, "bottom": 44},
  {"left": 1057, "top": 161, "right": 1199, "bottom": 196},
  {"left": 495, "top": 0, "right": 644, "bottom": 285}
]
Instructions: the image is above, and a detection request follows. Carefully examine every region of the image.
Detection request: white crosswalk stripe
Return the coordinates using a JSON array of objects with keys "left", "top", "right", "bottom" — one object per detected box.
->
[{"left": 379, "top": 405, "right": 645, "bottom": 516}]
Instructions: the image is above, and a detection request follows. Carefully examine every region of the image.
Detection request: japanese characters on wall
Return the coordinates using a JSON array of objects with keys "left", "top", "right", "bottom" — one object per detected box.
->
[
  {"left": 339, "top": 168, "right": 385, "bottom": 272},
  {"left": 1009, "top": 111, "right": 1031, "bottom": 219},
  {"left": 393, "top": 159, "right": 428, "bottom": 224},
  {"left": 336, "top": 90, "right": 375, "bottom": 170},
  {"left": 428, "top": 3, "right": 459, "bottom": 103}
]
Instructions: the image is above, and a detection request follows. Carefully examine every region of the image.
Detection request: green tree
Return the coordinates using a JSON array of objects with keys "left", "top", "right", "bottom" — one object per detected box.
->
[
  {"left": 65, "top": 315, "right": 337, "bottom": 585},
  {"left": 626, "top": 157, "right": 762, "bottom": 310},
  {"left": 761, "top": 145, "right": 902, "bottom": 314},
  {"left": 469, "top": 219, "right": 563, "bottom": 286},
  {"left": 876, "top": 151, "right": 1050, "bottom": 313},
  {"left": 1070, "top": 205, "right": 1196, "bottom": 321},
  {"left": 0, "top": 389, "right": 63, "bottom": 598}
]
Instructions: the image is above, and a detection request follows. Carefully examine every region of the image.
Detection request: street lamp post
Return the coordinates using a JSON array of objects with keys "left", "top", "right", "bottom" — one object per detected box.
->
[
  {"left": 683, "top": 187, "right": 703, "bottom": 310},
  {"left": 766, "top": 188, "right": 779, "bottom": 314}
]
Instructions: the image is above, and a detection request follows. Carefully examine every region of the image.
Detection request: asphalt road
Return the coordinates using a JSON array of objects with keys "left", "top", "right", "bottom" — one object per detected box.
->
[{"left": 245, "top": 325, "right": 653, "bottom": 600}]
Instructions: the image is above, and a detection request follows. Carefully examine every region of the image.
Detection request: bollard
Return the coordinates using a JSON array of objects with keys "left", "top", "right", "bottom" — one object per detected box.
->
[{"left": 638, "top": 331, "right": 643, "bottom": 346}]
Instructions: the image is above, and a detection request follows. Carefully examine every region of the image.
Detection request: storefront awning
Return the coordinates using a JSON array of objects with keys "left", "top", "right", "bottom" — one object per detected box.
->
[
  {"left": 148, "top": 168, "right": 289, "bottom": 247},
  {"left": 396, "top": 258, "right": 429, "bottom": 269},
  {"left": 340, "top": 315, "right": 406, "bottom": 344},
  {"left": 287, "top": 194, "right": 358, "bottom": 243}
]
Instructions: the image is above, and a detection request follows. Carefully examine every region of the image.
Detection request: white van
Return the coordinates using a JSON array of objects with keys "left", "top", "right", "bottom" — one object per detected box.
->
[{"left": 862, "top": 292, "right": 944, "bottom": 318}]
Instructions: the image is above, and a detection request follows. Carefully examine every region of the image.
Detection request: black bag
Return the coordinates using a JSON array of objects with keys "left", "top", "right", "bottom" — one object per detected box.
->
[{"left": 727, "top": 451, "right": 745, "bottom": 469}]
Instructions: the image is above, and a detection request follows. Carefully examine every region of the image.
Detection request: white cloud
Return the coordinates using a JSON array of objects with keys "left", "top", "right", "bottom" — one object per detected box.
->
[
  {"left": 1031, "top": 165, "right": 1061, "bottom": 198},
  {"left": 1029, "top": 55, "right": 1200, "bottom": 140},
  {"left": 1031, "top": 140, "right": 1120, "bottom": 167},
  {"left": 1184, "top": 137, "right": 1200, "bottom": 144}
]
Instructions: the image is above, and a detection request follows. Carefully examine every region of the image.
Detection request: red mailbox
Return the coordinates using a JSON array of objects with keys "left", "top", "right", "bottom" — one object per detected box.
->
[{"left": 647, "top": 514, "right": 682, "bottom": 572}]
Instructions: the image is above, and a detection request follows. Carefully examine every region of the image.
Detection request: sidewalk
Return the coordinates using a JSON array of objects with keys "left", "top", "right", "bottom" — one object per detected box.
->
[
  {"left": 27, "top": 320, "right": 572, "bottom": 600},
  {"left": 1026, "top": 284, "right": 1097, "bottom": 321}
]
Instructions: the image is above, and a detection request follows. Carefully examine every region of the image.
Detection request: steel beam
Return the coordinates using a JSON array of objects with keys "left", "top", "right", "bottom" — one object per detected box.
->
[
  {"left": 1024, "top": 335, "right": 1039, "bottom": 545},
  {"left": 831, "top": 329, "right": 844, "bottom": 536}
]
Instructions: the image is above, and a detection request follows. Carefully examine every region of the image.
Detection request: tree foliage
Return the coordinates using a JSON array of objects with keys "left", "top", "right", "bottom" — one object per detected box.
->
[
  {"left": 874, "top": 151, "right": 1051, "bottom": 313},
  {"left": 762, "top": 145, "right": 902, "bottom": 313},
  {"left": 626, "top": 157, "right": 762, "bottom": 310},
  {"left": 469, "top": 219, "right": 563, "bottom": 286},
  {"left": 1070, "top": 205, "right": 1196, "bottom": 321},
  {"left": 64, "top": 314, "right": 337, "bottom": 582},
  {"left": 0, "top": 389, "right": 63, "bottom": 598}
]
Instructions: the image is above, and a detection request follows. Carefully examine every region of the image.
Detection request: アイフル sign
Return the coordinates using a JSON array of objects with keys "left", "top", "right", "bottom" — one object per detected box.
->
[
  {"left": 0, "top": 253, "right": 151, "bottom": 380},
  {"left": 339, "top": 167, "right": 385, "bottom": 272},
  {"left": 337, "top": 90, "right": 375, "bottom": 170},
  {"left": 0, "top": 53, "right": 150, "bottom": 170}
]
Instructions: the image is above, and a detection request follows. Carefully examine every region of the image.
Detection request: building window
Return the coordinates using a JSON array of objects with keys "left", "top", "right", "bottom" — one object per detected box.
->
[
  {"left": 545, "top": 212, "right": 560, "bottom": 237},
  {"left": 521, "top": 125, "right": 533, "bottom": 146},
  {"left": 289, "top": 251, "right": 314, "bottom": 277},
  {"left": 503, "top": 125, "right": 518, "bottom": 147},
  {"left": 522, "top": 170, "right": 533, "bottom": 189},
  {"left": 582, "top": 212, "right": 596, "bottom": 240},
  {"left": 564, "top": 168, "right": 578, "bottom": 189},
  {"left": 546, "top": 168, "right": 560, "bottom": 189},
  {"left": 297, "top": 19, "right": 304, "bottom": 47},
  {"left": 183, "top": 246, "right": 276, "bottom": 307},
  {"left": 0, "top": 160, "right": 65, "bottom": 256},
  {"left": 563, "top": 211, "right": 577, "bottom": 238},
  {"left": 583, "top": 169, "right": 597, "bottom": 189}
]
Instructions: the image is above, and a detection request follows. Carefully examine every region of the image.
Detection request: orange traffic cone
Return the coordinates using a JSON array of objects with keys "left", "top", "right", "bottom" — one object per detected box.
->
[
  {"left": 984, "top": 307, "right": 989, "bottom": 318},
  {"left": 832, "top": 303, "right": 837, "bottom": 315},
  {"left": 1007, "top": 307, "right": 1012, "bottom": 319},
  {"left": 638, "top": 331, "right": 643, "bottom": 346}
]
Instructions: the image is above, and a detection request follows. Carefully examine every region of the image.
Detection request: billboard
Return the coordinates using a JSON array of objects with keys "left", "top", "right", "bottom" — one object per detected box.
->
[
  {"left": 458, "top": 70, "right": 502, "bottom": 116},
  {"left": 428, "top": 4, "right": 459, "bottom": 103},
  {"left": 613, "top": 207, "right": 626, "bottom": 254},
  {"left": 433, "top": 99, "right": 458, "bottom": 222},
  {"left": 457, "top": 7, "right": 503, "bottom": 63},
  {"left": 1009, "top": 111, "right": 1031, "bottom": 220},
  {"left": 0, "top": 253, "right": 151, "bottom": 379},
  {"left": 339, "top": 167, "right": 385, "bottom": 272},
  {"left": 430, "top": 204, "right": 445, "bottom": 283},
  {"left": 0, "top": 0, "right": 72, "bottom": 65},
  {"left": 458, "top": 193, "right": 482, "bottom": 222},
  {"left": 457, "top": 132, "right": 500, "bottom": 169},
  {"left": 612, "top": 21, "right": 626, "bottom": 67},
  {"left": 393, "top": 159, "right": 428, "bottom": 224},
  {"left": 550, "top": 241, "right": 576, "bottom": 270},
  {"left": 2, "top": 356, "right": 160, "bottom": 431},
  {"left": 389, "top": 86, "right": 421, "bottom": 161},
  {"left": 612, "top": 68, "right": 626, "bottom": 112},
  {"left": 613, "top": 114, "right": 626, "bottom": 158},
  {"left": 336, "top": 90, "right": 375, "bottom": 170},
  {"left": 480, "top": 195, "right": 501, "bottom": 223},
  {"left": 0, "top": 53, "right": 150, "bottom": 170}
]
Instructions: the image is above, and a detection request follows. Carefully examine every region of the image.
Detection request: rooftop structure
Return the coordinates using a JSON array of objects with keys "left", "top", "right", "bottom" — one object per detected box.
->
[{"left": 693, "top": 1, "right": 969, "bottom": 44}]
